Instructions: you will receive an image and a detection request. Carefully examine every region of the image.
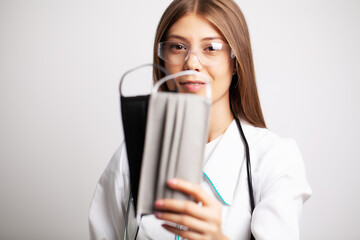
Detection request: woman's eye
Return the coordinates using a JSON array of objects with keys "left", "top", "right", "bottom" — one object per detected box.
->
[
  {"left": 170, "top": 43, "right": 186, "bottom": 51},
  {"left": 205, "top": 46, "right": 215, "bottom": 51},
  {"left": 204, "top": 43, "right": 223, "bottom": 52}
]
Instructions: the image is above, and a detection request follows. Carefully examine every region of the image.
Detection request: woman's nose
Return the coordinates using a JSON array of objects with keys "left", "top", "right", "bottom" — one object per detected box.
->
[{"left": 184, "top": 50, "right": 202, "bottom": 71}]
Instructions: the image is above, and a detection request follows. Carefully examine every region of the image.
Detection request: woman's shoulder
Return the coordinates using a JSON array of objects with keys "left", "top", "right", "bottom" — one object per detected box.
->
[
  {"left": 241, "top": 121, "right": 308, "bottom": 183},
  {"left": 224, "top": 120, "right": 306, "bottom": 177},
  {"left": 240, "top": 121, "right": 311, "bottom": 200},
  {"left": 240, "top": 121, "right": 301, "bottom": 160}
]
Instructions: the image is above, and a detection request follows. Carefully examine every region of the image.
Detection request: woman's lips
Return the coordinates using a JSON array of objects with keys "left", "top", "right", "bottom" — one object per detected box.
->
[{"left": 179, "top": 81, "right": 206, "bottom": 92}]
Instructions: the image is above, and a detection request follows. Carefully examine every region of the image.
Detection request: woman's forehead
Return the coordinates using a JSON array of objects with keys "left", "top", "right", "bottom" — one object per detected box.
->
[{"left": 166, "top": 13, "right": 224, "bottom": 42}]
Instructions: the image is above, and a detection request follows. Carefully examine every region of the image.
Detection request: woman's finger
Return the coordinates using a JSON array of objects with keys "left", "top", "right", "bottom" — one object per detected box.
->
[
  {"left": 167, "top": 178, "right": 218, "bottom": 206},
  {"left": 155, "top": 211, "right": 210, "bottom": 234},
  {"left": 154, "top": 198, "right": 219, "bottom": 222},
  {"left": 162, "top": 223, "right": 203, "bottom": 240}
]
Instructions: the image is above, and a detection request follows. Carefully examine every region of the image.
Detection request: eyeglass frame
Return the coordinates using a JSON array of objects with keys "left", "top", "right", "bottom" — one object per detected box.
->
[{"left": 157, "top": 41, "right": 236, "bottom": 66}]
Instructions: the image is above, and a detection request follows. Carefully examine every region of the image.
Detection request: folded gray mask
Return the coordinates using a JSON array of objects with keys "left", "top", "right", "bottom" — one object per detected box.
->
[{"left": 137, "top": 70, "right": 211, "bottom": 217}]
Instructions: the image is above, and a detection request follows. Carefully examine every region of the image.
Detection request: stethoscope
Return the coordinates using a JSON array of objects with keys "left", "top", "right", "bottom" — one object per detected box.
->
[
  {"left": 234, "top": 117, "right": 255, "bottom": 240},
  {"left": 121, "top": 64, "right": 255, "bottom": 240}
]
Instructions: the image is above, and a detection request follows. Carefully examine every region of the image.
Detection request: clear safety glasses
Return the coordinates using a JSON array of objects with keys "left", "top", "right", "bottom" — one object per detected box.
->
[{"left": 158, "top": 41, "right": 235, "bottom": 66}]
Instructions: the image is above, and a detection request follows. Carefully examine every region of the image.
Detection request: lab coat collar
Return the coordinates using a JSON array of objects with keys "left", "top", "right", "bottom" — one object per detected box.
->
[{"left": 203, "top": 120, "right": 245, "bottom": 206}]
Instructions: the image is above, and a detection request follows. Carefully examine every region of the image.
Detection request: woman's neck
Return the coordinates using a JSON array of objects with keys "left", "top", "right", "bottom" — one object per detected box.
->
[{"left": 207, "top": 97, "right": 233, "bottom": 142}]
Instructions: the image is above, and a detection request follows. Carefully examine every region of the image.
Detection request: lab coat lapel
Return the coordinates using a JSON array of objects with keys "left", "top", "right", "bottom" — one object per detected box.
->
[{"left": 203, "top": 120, "right": 245, "bottom": 205}]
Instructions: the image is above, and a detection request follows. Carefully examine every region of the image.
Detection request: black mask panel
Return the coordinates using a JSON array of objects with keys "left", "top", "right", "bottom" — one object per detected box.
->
[{"left": 120, "top": 94, "right": 150, "bottom": 211}]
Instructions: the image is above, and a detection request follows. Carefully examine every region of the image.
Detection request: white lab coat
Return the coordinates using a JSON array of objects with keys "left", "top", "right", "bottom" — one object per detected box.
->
[{"left": 89, "top": 120, "right": 312, "bottom": 240}]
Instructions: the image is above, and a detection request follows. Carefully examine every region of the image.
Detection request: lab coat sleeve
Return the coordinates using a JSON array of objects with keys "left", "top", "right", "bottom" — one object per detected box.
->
[
  {"left": 251, "top": 139, "right": 312, "bottom": 240},
  {"left": 89, "top": 143, "right": 130, "bottom": 240}
]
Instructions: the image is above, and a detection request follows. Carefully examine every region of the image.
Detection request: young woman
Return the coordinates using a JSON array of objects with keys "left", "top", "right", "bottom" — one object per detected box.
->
[{"left": 89, "top": 0, "right": 311, "bottom": 239}]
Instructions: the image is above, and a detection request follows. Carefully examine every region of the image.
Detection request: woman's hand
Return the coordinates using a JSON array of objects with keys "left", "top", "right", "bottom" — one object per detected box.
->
[{"left": 154, "top": 178, "right": 230, "bottom": 240}]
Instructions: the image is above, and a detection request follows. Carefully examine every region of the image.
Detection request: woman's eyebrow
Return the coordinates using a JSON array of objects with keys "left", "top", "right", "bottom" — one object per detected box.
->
[
  {"left": 166, "top": 35, "right": 224, "bottom": 42},
  {"left": 166, "top": 34, "right": 188, "bottom": 41},
  {"left": 202, "top": 36, "right": 224, "bottom": 41}
]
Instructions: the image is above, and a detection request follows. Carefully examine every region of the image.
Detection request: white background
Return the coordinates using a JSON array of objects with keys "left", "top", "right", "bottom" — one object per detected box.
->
[{"left": 0, "top": 0, "right": 359, "bottom": 239}]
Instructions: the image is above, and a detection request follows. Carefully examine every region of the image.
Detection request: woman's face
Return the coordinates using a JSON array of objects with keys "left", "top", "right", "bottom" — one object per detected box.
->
[{"left": 163, "top": 13, "right": 234, "bottom": 104}]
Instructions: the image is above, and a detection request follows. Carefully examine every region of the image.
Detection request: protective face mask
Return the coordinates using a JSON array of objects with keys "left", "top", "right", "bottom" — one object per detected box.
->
[
  {"left": 136, "top": 71, "right": 211, "bottom": 218},
  {"left": 120, "top": 65, "right": 211, "bottom": 219},
  {"left": 120, "top": 64, "right": 175, "bottom": 213},
  {"left": 120, "top": 65, "right": 255, "bottom": 240}
]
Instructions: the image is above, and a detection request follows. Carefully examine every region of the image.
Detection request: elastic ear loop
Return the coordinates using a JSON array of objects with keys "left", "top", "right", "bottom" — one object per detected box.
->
[
  {"left": 124, "top": 191, "right": 140, "bottom": 240},
  {"left": 119, "top": 63, "right": 177, "bottom": 97},
  {"left": 152, "top": 70, "right": 211, "bottom": 100}
]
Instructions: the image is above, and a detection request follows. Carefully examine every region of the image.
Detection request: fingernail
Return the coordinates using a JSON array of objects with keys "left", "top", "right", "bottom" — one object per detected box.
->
[
  {"left": 155, "top": 211, "right": 162, "bottom": 218},
  {"left": 155, "top": 200, "right": 164, "bottom": 208},
  {"left": 168, "top": 178, "right": 177, "bottom": 186}
]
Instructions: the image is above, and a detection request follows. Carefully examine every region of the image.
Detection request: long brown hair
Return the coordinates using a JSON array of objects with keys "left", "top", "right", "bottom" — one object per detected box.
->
[{"left": 153, "top": 0, "right": 266, "bottom": 128}]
